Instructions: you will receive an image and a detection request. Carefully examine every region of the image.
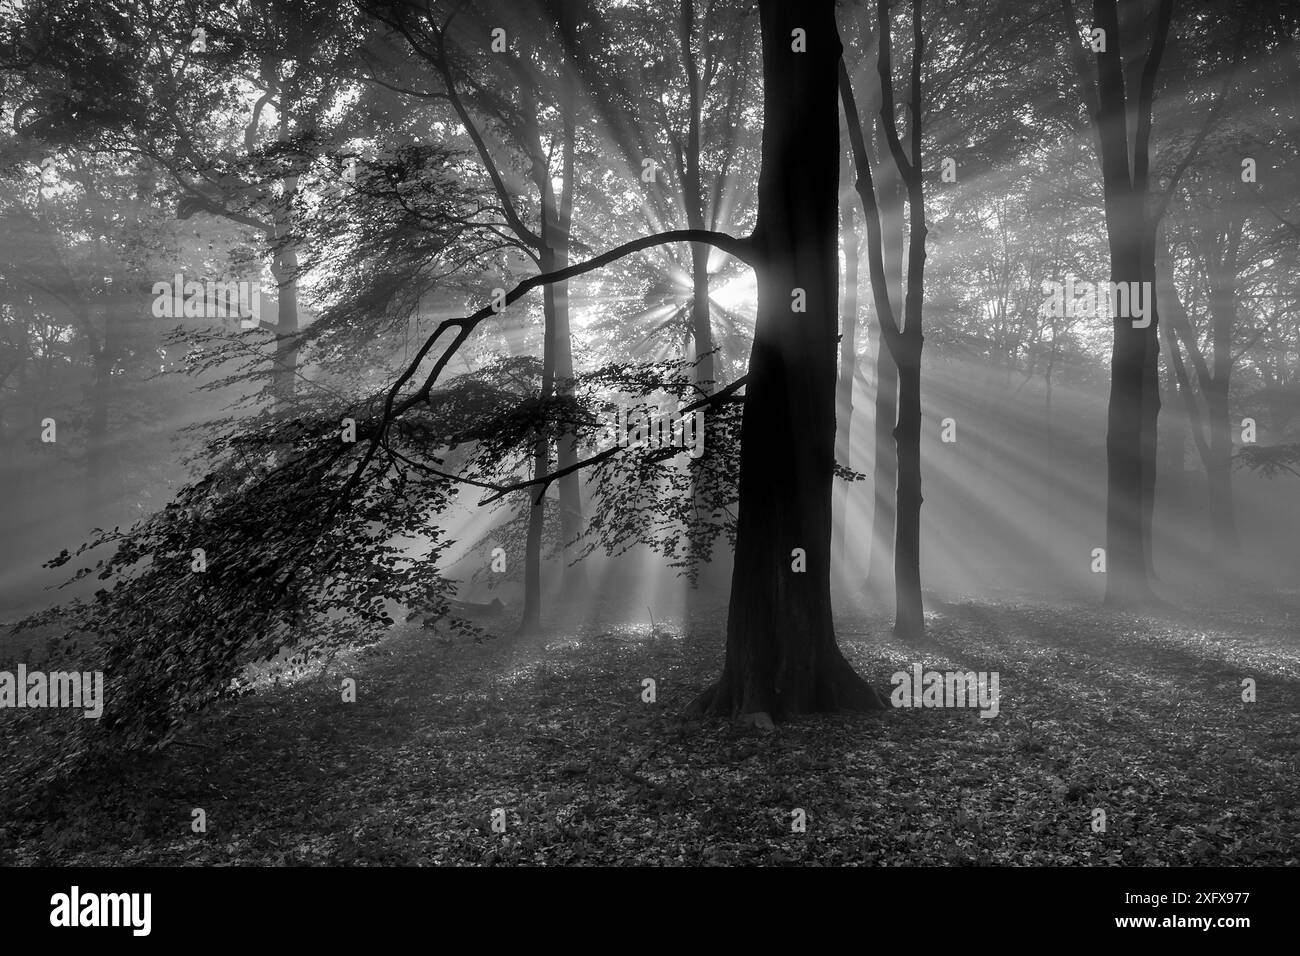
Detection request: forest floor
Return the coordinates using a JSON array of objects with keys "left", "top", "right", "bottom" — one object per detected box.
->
[{"left": 3, "top": 591, "right": 1298, "bottom": 866}]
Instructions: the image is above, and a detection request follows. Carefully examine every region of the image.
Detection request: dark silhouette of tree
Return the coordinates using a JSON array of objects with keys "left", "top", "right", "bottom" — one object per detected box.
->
[
  {"left": 1058, "top": 0, "right": 1174, "bottom": 603},
  {"left": 840, "top": 0, "right": 929, "bottom": 638},
  {"left": 688, "top": 0, "right": 884, "bottom": 716}
]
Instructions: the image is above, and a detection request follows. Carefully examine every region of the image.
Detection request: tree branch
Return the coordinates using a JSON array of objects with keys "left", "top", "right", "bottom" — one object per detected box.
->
[{"left": 330, "top": 228, "right": 755, "bottom": 515}]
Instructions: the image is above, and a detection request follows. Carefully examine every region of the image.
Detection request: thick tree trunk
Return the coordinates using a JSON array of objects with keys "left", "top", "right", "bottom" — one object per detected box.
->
[
  {"left": 1102, "top": 239, "right": 1153, "bottom": 603},
  {"left": 1089, "top": 0, "right": 1169, "bottom": 605},
  {"left": 691, "top": 0, "right": 883, "bottom": 720}
]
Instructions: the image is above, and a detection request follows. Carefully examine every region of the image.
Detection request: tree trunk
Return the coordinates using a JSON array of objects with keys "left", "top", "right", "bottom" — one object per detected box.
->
[
  {"left": 519, "top": 244, "right": 560, "bottom": 636},
  {"left": 1102, "top": 239, "right": 1152, "bottom": 603},
  {"left": 553, "top": 113, "right": 586, "bottom": 596},
  {"left": 270, "top": 242, "right": 299, "bottom": 404},
  {"left": 270, "top": 91, "right": 300, "bottom": 403},
  {"left": 1087, "top": 0, "right": 1172, "bottom": 605},
  {"left": 1205, "top": 385, "right": 1238, "bottom": 550},
  {"left": 867, "top": 316, "right": 898, "bottom": 598},
  {"left": 85, "top": 301, "right": 112, "bottom": 524},
  {"left": 687, "top": 239, "right": 716, "bottom": 601},
  {"left": 681, "top": 0, "right": 718, "bottom": 600},
  {"left": 552, "top": 237, "right": 586, "bottom": 594},
  {"left": 1205, "top": 222, "right": 1242, "bottom": 553},
  {"left": 1137, "top": 224, "right": 1162, "bottom": 583},
  {"left": 884, "top": 0, "right": 928, "bottom": 640},
  {"left": 520, "top": 436, "right": 547, "bottom": 635},
  {"left": 834, "top": 194, "right": 860, "bottom": 589},
  {"left": 893, "top": 345, "right": 924, "bottom": 637},
  {"left": 865, "top": 130, "right": 904, "bottom": 603},
  {"left": 691, "top": 0, "right": 883, "bottom": 719}
]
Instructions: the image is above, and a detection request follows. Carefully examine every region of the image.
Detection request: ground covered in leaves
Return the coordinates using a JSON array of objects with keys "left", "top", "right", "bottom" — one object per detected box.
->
[{"left": 3, "top": 591, "right": 1298, "bottom": 866}]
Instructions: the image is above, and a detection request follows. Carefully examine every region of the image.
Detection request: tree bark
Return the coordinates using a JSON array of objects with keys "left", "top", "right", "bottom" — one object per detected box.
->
[
  {"left": 868, "top": 310, "right": 898, "bottom": 597},
  {"left": 1204, "top": 219, "right": 1242, "bottom": 553},
  {"left": 834, "top": 192, "right": 860, "bottom": 589},
  {"left": 691, "top": 0, "right": 883, "bottom": 719},
  {"left": 1078, "top": 0, "right": 1173, "bottom": 605}
]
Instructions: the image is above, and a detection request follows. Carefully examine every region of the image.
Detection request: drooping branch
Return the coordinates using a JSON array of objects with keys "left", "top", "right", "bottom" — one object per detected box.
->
[
  {"left": 478, "top": 372, "right": 750, "bottom": 505},
  {"left": 331, "top": 228, "right": 756, "bottom": 513}
]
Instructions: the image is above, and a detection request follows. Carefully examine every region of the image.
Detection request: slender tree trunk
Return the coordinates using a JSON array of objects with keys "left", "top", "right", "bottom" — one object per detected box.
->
[
  {"left": 834, "top": 194, "right": 860, "bottom": 588},
  {"left": 520, "top": 240, "right": 560, "bottom": 636},
  {"left": 521, "top": 87, "right": 582, "bottom": 629},
  {"left": 1160, "top": 363, "right": 1186, "bottom": 509},
  {"left": 1137, "top": 224, "right": 1162, "bottom": 582},
  {"left": 868, "top": 316, "right": 898, "bottom": 598},
  {"left": 270, "top": 240, "right": 299, "bottom": 404},
  {"left": 271, "top": 89, "right": 300, "bottom": 406},
  {"left": 1205, "top": 381, "right": 1237, "bottom": 550},
  {"left": 691, "top": 0, "right": 883, "bottom": 719},
  {"left": 553, "top": 115, "right": 585, "bottom": 596},
  {"left": 85, "top": 303, "right": 112, "bottom": 524},
  {"left": 690, "top": 245, "right": 715, "bottom": 386},
  {"left": 681, "top": 0, "right": 718, "bottom": 602},
  {"left": 885, "top": 0, "right": 927, "bottom": 640},
  {"left": 1086, "top": 0, "right": 1172, "bottom": 605},
  {"left": 893, "top": 346, "right": 924, "bottom": 637},
  {"left": 865, "top": 137, "right": 903, "bottom": 603},
  {"left": 1205, "top": 222, "right": 1242, "bottom": 553},
  {"left": 521, "top": 438, "right": 547, "bottom": 635},
  {"left": 84, "top": 226, "right": 115, "bottom": 528},
  {"left": 552, "top": 236, "right": 586, "bottom": 594},
  {"left": 687, "top": 238, "right": 716, "bottom": 602}
]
